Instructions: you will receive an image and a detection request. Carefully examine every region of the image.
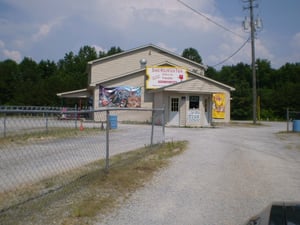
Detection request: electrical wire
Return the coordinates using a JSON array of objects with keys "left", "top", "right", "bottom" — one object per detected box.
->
[
  {"left": 177, "top": 0, "right": 251, "bottom": 68},
  {"left": 211, "top": 36, "right": 250, "bottom": 67},
  {"left": 177, "top": 0, "right": 246, "bottom": 39}
]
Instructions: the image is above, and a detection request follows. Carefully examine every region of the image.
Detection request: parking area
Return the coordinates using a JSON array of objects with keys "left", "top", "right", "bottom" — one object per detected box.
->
[
  {"left": 99, "top": 122, "right": 300, "bottom": 225},
  {"left": 1, "top": 120, "right": 300, "bottom": 225}
]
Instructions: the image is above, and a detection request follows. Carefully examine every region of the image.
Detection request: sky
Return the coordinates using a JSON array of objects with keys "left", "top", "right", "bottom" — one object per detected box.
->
[{"left": 0, "top": 0, "right": 299, "bottom": 69}]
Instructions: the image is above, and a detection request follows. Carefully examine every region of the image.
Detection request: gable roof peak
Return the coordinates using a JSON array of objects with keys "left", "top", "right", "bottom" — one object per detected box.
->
[{"left": 88, "top": 43, "right": 207, "bottom": 70}]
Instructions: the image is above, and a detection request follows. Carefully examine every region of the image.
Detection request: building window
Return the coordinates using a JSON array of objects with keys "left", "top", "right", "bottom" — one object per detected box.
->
[
  {"left": 189, "top": 96, "right": 199, "bottom": 109},
  {"left": 171, "top": 98, "right": 179, "bottom": 112}
]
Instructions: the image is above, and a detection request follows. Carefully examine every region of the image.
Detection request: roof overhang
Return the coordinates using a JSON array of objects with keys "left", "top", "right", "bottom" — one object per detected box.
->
[
  {"left": 88, "top": 44, "right": 208, "bottom": 71},
  {"left": 57, "top": 88, "right": 91, "bottom": 98},
  {"left": 149, "top": 75, "right": 235, "bottom": 94}
]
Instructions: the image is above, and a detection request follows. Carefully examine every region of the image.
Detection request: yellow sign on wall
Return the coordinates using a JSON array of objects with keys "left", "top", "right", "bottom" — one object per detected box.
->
[
  {"left": 146, "top": 66, "right": 188, "bottom": 89},
  {"left": 212, "top": 93, "right": 226, "bottom": 119}
]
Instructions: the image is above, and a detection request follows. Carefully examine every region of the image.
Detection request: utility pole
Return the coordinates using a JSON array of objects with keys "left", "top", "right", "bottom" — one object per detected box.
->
[{"left": 243, "top": 0, "right": 262, "bottom": 124}]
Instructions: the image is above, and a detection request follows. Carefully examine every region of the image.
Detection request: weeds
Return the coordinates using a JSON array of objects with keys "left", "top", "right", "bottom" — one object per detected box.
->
[{"left": 0, "top": 141, "right": 188, "bottom": 225}]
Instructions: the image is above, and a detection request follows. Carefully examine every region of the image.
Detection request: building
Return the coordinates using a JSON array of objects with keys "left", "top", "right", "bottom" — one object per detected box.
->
[{"left": 57, "top": 44, "right": 235, "bottom": 127}]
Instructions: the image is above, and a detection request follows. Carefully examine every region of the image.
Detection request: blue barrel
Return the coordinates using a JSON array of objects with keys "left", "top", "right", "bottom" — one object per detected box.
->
[
  {"left": 109, "top": 115, "right": 118, "bottom": 129},
  {"left": 293, "top": 120, "right": 300, "bottom": 132}
]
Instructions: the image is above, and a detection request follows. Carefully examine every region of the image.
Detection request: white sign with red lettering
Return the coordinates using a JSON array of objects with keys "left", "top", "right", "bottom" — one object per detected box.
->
[{"left": 146, "top": 66, "right": 188, "bottom": 89}]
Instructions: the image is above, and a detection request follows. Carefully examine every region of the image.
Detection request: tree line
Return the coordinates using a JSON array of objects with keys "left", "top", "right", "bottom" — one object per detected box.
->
[
  {"left": 0, "top": 46, "right": 123, "bottom": 107},
  {"left": 0, "top": 45, "right": 299, "bottom": 120},
  {"left": 206, "top": 59, "right": 300, "bottom": 120}
]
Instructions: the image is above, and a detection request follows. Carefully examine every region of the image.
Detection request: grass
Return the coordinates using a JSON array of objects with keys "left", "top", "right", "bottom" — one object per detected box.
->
[
  {"left": 228, "top": 121, "right": 266, "bottom": 127},
  {"left": 0, "top": 127, "right": 103, "bottom": 146},
  {"left": 0, "top": 140, "right": 188, "bottom": 225},
  {"left": 276, "top": 131, "right": 300, "bottom": 151}
]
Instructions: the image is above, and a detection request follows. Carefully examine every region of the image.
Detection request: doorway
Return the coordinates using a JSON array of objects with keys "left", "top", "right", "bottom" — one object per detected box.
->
[
  {"left": 169, "top": 97, "right": 179, "bottom": 126},
  {"left": 203, "top": 95, "right": 210, "bottom": 125}
]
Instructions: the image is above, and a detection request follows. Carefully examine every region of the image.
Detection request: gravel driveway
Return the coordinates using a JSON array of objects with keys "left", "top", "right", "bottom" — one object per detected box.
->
[
  {"left": 98, "top": 122, "right": 300, "bottom": 225},
  {"left": 0, "top": 123, "right": 164, "bottom": 191}
]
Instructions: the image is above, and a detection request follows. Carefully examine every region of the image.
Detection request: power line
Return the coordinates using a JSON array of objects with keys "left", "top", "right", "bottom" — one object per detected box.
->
[
  {"left": 177, "top": 0, "right": 246, "bottom": 39},
  {"left": 211, "top": 36, "right": 250, "bottom": 67},
  {"left": 177, "top": 0, "right": 251, "bottom": 68}
]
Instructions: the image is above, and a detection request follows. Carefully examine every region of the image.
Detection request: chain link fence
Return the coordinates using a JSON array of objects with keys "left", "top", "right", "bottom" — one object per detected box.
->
[{"left": 0, "top": 106, "right": 165, "bottom": 215}]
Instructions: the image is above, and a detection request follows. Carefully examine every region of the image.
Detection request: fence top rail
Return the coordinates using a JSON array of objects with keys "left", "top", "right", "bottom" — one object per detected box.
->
[
  {"left": 94, "top": 107, "right": 165, "bottom": 112},
  {"left": 289, "top": 111, "right": 300, "bottom": 113},
  {"left": 0, "top": 107, "right": 165, "bottom": 114},
  {"left": 0, "top": 106, "right": 68, "bottom": 110}
]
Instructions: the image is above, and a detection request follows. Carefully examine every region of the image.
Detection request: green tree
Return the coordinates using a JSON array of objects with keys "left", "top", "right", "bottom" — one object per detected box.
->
[
  {"left": 14, "top": 57, "right": 40, "bottom": 105},
  {"left": 0, "top": 59, "right": 19, "bottom": 104},
  {"left": 211, "top": 63, "right": 252, "bottom": 120},
  {"left": 74, "top": 46, "right": 98, "bottom": 86},
  {"left": 35, "top": 60, "right": 59, "bottom": 105},
  {"left": 38, "top": 60, "right": 57, "bottom": 79},
  {"left": 99, "top": 46, "right": 123, "bottom": 58},
  {"left": 255, "top": 59, "right": 275, "bottom": 119},
  {"left": 272, "top": 63, "right": 300, "bottom": 118},
  {"left": 57, "top": 46, "right": 98, "bottom": 91},
  {"left": 181, "top": 47, "right": 202, "bottom": 64},
  {"left": 205, "top": 66, "right": 218, "bottom": 80}
]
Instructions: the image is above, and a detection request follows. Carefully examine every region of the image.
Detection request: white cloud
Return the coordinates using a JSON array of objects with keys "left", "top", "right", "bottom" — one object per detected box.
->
[
  {"left": 255, "top": 39, "right": 274, "bottom": 61},
  {"left": 92, "top": 44, "right": 106, "bottom": 53},
  {"left": 156, "top": 42, "right": 177, "bottom": 53},
  {"left": 32, "top": 17, "right": 64, "bottom": 41},
  {"left": 291, "top": 32, "right": 300, "bottom": 48},
  {"left": 285, "top": 32, "right": 300, "bottom": 65},
  {"left": 2, "top": 0, "right": 293, "bottom": 68},
  {"left": 3, "top": 49, "right": 22, "bottom": 62},
  {"left": 12, "top": 39, "right": 25, "bottom": 49},
  {"left": 60, "top": 0, "right": 221, "bottom": 33},
  {"left": 32, "top": 24, "right": 51, "bottom": 41},
  {"left": 0, "top": 40, "right": 5, "bottom": 48}
]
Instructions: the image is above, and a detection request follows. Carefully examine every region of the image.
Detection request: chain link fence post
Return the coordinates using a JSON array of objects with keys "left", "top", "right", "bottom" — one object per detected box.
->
[
  {"left": 151, "top": 109, "right": 154, "bottom": 146},
  {"left": 162, "top": 107, "right": 165, "bottom": 143},
  {"left": 287, "top": 108, "right": 289, "bottom": 132},
  {"left": 105, "top": 109, "right": 110, "bottom": 172},
  {"left": 3, "top": 112, "right": 7, "bottom": 138},
  {"left": 45, "top": 111, "right": 49, "bottom": 134}
]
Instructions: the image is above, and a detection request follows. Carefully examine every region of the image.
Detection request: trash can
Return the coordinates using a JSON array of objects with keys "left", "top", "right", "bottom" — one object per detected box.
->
[
  {"left": 293, "top": 120, "right": 300, "bottom": 132},
  {"left": 109, "top": 115, "right": 118, "bottom": 129}
]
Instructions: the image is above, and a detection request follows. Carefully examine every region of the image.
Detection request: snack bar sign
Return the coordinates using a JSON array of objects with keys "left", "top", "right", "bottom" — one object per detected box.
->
[{"left": 146, "top": 66, "right": 188, "bottom": 89}]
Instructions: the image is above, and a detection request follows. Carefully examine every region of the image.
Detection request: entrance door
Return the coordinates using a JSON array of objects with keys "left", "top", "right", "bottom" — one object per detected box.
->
[
  {"left": 169, "top": 97, "right": 179, "bottom": 126},
  {"left": 203, "top": 96, "right": 210, "bottom": 125}
]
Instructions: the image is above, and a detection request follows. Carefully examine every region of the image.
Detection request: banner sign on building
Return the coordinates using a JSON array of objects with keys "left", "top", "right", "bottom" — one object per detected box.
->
[
  {"left": 212, "top": 93, "right": 226, "bottom": 119},
  {"left": 146, "top": 66, "right": 188, "bottom": 89},
  {"left": 99, "top": 86, "right": 141, "bottom": 108}
]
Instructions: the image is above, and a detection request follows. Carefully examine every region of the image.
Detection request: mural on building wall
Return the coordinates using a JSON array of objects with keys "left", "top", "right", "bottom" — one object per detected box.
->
[
  {"left": 146, "top": 66, "right": 188, "bottom": 89},
  {"left": 99, "top": 86, "right": 141, "bottom": 108},
  {"left": 212, "top": 93, "right": 226, "bottom": 119}
]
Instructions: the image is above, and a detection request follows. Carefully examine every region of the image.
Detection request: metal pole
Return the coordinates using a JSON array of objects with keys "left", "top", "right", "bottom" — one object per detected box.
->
[
  {"left": 45, "top": 112, "right": 49, "bottom": 133},
  {"left": 250, "top": 0, "right": 257, "bottom": 124},
  {"left": 287, "top": 108, "right": 289, "bottom": 132},
  {"left": 75, "top": 104, "right": 78, "bottom": 129},
  {"left": 4, "top": 113, "right": 7, "bottom": 138},
  {"left": 151, "top": 109, "right": 154, "bottom": 146},
  {"left": 162, "top": 107, "right": 165, "bottom": 143},
  {"left": 105, "top": 110, "right": 110, "bottom": 171}
]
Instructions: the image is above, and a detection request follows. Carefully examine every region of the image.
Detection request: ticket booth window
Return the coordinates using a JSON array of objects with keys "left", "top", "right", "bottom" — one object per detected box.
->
[{"left": 189, "top": 96, "right": 199, "bottom": 109}]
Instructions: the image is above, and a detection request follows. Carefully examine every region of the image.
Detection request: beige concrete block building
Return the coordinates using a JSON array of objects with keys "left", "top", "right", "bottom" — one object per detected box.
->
[{"left": 57, "top": 44, "right": 235, "bottom": 127}]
